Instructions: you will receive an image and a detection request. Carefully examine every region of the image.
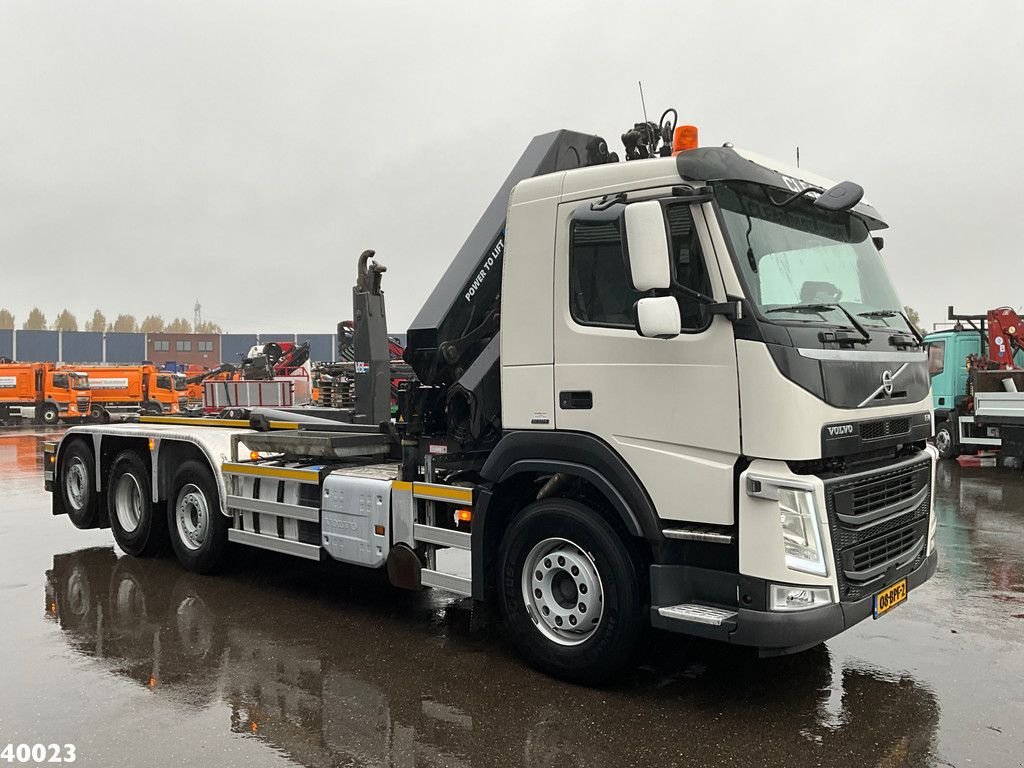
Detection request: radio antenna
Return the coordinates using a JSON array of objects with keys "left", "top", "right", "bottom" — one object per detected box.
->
[{"left": 638, "top": 80, "right": 652, "bottom": 155}]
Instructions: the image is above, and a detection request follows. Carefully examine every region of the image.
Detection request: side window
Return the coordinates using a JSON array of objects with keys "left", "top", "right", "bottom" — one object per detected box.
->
[
  {"left": 51, "top": 373, "right": 68, "bottom": 389},
  {"left": 665, "top": 204, "right": 713, "bottom": 331},
  {"left": 927, "top": 341, "right": 945, "bottom": 376},
  {"left": 570, "top": 220, "right": 641, "bottom": 328}
]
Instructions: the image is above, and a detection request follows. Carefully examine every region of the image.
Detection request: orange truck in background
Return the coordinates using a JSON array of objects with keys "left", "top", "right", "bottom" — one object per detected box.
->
[
  {"left": 75, "top": 364, "right": 186, "bottom": 421},
  {"left": 0, "top": 363, "right": 91, "bottom": 426}
]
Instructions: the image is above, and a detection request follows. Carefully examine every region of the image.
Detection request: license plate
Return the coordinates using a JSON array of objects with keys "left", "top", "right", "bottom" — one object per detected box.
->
[{"left": 873, "top": 578, "right": 907, "bottom": 619}]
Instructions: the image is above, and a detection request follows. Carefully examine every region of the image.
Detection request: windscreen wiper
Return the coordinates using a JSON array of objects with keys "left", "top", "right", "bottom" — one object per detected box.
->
[
  {"left": 766, "top": 303, "right": 871, "bottom": 344},
  {"left": 766, "top": 303, "right": 835, "bottom": 316},
  {"left": 858, "top": 310, "right": 898, "bottom": 318},
  {"left": 859, "top": 309, "right": 923, "bottom": 346}
]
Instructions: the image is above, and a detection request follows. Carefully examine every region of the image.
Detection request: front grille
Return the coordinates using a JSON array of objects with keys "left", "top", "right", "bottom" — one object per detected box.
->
[
  {"left": 831, "top": 460, "right": 930, "bottom": 530},
  {"left": 178, "top": 396, "right": 188, "bottom": 409},
  {"left": 824, "top": 454, "right": 931, "bottom": 600},
  {"left": 843, "top": 520, "right": 927, "bottom": 581},
  {"left": 76, "top": 397, "right": 90, "bottom": 411},
  {"left": 860, "top": 417, "right": 911, "bottom": 442}
]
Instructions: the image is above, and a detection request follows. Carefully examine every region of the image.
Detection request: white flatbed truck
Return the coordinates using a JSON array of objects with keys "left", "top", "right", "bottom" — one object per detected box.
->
[{"left": 46, "top": 116, "right": 938, "bottom": 682}]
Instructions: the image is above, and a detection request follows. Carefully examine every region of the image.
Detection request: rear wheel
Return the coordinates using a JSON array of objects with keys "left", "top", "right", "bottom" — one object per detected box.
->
[
  {"left": 87, "top": 406, "right": 107, "bottom": 424},
  {"left": 60, "top": 440, "right": 98, "bottom": 529},
  {"left": 167, "top": 460, "right": 229, "bottom": 574},
  {"left": 107, "top": 450, "right": 165, "bottom": 557},
  {"left": 143, "top": 401, "right": 162, "bottom": 415},
  {"left": 498, "top": 498, "right": 644, "bottom": 684},
  {"left": 935, "top": 421, "right": 958, "bottom": 459}
]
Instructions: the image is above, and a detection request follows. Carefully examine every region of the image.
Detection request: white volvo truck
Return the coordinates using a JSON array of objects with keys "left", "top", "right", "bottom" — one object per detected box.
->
[{"left": 45, "top": 117, "right": 938, "bottom": 682}]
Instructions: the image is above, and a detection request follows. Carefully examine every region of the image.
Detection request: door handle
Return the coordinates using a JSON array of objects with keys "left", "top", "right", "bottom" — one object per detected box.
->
[{"left": 559, "top": 391, "right": 593, "bottom": 410}]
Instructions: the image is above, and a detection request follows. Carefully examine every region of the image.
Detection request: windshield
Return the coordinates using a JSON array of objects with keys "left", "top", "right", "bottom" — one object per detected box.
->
[
  {"left": 71, "top": 374, "right": 89, "bottom": 390},
  {"left": 715, "top": 182, "right": 911, "bottom": 332},
  {"left": 174, "top": 375, "right": 187, "bottom": 391}
]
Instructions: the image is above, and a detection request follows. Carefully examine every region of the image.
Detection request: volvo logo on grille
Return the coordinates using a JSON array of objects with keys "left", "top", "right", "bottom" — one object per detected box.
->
[
  {"left": 881, "top": 369, "right": 895, "bottom": 396},
  {"left": 827, "top": 424, "right": 854, "bottom": 437}
]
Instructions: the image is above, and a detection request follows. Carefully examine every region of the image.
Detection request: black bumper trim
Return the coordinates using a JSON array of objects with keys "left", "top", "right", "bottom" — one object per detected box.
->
[{"left": 652, "top": 549, "right": 938, "bottom": 653}]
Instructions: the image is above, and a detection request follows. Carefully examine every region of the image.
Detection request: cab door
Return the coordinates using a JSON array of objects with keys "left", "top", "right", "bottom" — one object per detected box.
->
[
  {"left": 927, "top": 338, "right": 950, "bottom": 409},
  {"left": 552, "top": 196, "right": 741, "bottom": 525}
]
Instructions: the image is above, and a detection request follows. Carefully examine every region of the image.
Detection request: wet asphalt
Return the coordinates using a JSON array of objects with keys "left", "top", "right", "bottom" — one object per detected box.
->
[{"left": 0, "top": 428, "right": 1021, "bottom": 768}]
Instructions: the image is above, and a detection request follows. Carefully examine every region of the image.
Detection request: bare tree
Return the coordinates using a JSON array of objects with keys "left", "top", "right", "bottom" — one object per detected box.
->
[{"left": 22, "top": 308, "right": 47, "bottom": 330}]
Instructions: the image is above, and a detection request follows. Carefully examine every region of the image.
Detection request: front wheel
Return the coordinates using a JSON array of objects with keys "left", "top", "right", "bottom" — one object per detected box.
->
[
  {"left": 935, "top": 421, "right": 959, "bottom": 460},
  {"left": 167, "top": 460, "right": 229, "bottom": 574},
  {"left": 498, "top": 498, "right": 644, "bottom": 684}
]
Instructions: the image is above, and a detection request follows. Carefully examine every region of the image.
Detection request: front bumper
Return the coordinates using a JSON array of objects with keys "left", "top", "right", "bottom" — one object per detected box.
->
[{"left": 651, "top": 549, "right": 937, "bottom": 653}]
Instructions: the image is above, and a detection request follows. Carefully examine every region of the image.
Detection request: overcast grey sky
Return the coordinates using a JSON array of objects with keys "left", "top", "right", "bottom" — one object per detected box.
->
[{"left": 1, "top": 0, "right": 1022, "bottom": 334}]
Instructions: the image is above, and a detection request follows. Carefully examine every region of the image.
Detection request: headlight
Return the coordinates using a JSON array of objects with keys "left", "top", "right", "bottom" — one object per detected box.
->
[
  {"left": 777, "top": 488, "right": 827, "bottom": 576},
  {"left": 770, "top": 583, "right": 833, "bottom": 611}
]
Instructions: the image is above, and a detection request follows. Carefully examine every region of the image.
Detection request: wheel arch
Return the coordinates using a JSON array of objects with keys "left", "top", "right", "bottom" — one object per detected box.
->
[{"left": 472, "top": 431, "right": 662, "bottom": 602}]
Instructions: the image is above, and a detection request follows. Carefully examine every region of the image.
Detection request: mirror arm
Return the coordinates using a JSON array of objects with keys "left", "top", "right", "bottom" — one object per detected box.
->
[
  {"left": 669, "top": 280, "right": 744, "bottom": 321},
  {"left": 708, "top": 300, "right": 743, "bottom": 321},
  {"left": 767, "top": 186, "right": 824, "bottom": 208}
]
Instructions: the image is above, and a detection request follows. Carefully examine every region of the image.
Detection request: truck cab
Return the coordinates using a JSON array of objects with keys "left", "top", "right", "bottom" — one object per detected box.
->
[
  {"left": 925, "top": 330, "right": 978, "bottom": 413},
  {"left": 150, "top": 369, "right": 187, "bottom": 414},
  {"left": 492, "top": 146, "right": 936, "bottom": 661}
]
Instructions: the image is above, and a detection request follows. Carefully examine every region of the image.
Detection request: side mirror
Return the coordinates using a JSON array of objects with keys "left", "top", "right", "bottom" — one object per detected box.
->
[
  {"left": 623, "top": 200, "right": 671, "bottom": 290},
  {"left": 635, "top": 296, "right": 680, "bottom": 339},
  {"left": 814, "top": 180, "right": 864, "bottom": 212},
  {"left": 872, "top": 236, "right": 884, "bottom": 251}
]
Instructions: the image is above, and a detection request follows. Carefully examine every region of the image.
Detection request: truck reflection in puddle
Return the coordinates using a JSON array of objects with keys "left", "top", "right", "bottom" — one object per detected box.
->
[{"left": 45, "top": 548, "right": 940, "bottom": 768}]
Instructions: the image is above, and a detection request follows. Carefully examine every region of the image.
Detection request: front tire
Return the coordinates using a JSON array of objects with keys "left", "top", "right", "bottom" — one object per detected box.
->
[
  {"left": 498, "top": 498, "right": 644, "bottom": 684},
  {"left": 107, "top": 450, "right": 165, "bottom": 557},
  {"left": 167, "top": 460, "right": 229, "bottom": 574},
  {"left": 60, "top": 440, "right": 98, "bottom": 529},
  {"left": 935, "top": 421, "right": 958, "bottom": 460}
]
